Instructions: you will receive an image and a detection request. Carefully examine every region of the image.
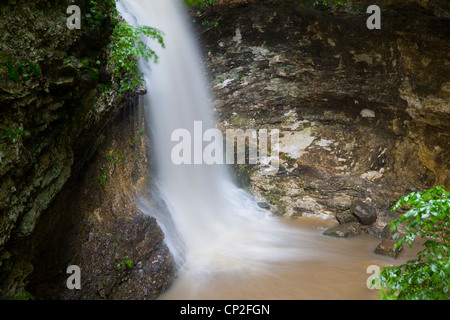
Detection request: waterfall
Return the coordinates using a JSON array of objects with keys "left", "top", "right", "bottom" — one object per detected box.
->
[{"left": 117, "top": 0, "right": 307, "bottom": 278}]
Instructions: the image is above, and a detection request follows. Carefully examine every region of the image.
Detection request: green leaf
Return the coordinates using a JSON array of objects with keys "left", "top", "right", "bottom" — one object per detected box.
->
[{"left": 380, "top": 186, "right": 450, "bottom": 300}]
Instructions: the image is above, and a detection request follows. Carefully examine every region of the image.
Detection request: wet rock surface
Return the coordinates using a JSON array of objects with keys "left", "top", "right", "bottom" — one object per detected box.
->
[
  {"left": 374, "top": 239, "right": 403, "bottom": 258},
  {"left": 350, "top": 200, "right": 377, "bottom": 225},
  {"left": 195, "top": 0, "right": 449, "bottom": 234},
  {"left": 335, "top": 211, "right": 358, "bottom": 224},
  {"left": 0, "top": 0, "right": 123, "bottom": 299},
  {"left": 323, "top": 221, "right": 362, "bottom": 238},
  {"left": 0, "top": 0, "right": 176, "bottom": 300},
  {"left": 25, "top": 100, "right": 175, "bottom": 300}
]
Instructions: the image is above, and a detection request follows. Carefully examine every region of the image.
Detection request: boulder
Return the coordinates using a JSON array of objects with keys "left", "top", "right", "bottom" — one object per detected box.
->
[
  {"left": 350, "top": 200, "right": 377, "bottom": 225},
  {"left": 361, "top": 224, "right": 381, "bottom": 235},
  {"left": 335, "top": 211, "right": 358, "bottom": 224},
  {"left": 257, "top": 202, "right": 270, "bottom": 209},
  {"left": 323, "top": 222, "right": 362, "bottom": 238},
  {"left": 380, "top": 223, "right": 403, "bottom": 240},
  {"left": 374, "top": 239, "right": 403, "bottom": 259}
]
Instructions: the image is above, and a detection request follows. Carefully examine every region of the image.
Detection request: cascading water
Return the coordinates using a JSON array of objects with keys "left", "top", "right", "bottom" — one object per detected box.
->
[
  {"left": 117, "top": 0, "right": 315, "bottom": 289},
  {"left": 114, "top": 0, "right": 417, "bottom": 300}
]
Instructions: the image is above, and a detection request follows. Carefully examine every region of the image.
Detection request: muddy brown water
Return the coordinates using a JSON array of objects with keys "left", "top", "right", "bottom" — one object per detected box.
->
[{"left": 159, "top": 216, "right": 419, "bottom": 300}]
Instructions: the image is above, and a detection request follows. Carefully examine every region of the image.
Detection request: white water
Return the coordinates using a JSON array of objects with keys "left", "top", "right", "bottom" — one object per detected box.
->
[{"left": 117, "top": 0, "right": 313, "bottom": 279}]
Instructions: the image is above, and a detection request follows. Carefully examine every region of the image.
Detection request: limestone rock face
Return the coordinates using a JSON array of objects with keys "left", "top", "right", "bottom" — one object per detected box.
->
[
  {"left": 25, "top": 101, "right": 175, "bottom": 300},
  {"left": 0, "top": 1, "right": 175, "bottom": 299},
  {"left": 0, "top": 0, "right": 117, "bottom": 299},
  {"left": 196, "top": 0, "right": 449, "bottom": 228}
]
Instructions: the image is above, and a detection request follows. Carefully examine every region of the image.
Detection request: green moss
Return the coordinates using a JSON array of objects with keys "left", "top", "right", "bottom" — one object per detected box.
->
[
  {"left": 229, "top": 164, "right": 253, "bottom": 190},
  {"left": 184, "top": 0, "right": 215, "bottom": 8},
  {"left": 0, "top": 129, "right": 30, "bottom": 143}
]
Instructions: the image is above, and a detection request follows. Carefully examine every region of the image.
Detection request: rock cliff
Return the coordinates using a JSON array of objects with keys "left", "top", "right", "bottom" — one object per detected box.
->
[
  {"left": 195, "top": 0, "right": 449, "bottom": 230},
  {"left": 0, "top": 0, "right": 174, "bottom": 299}
]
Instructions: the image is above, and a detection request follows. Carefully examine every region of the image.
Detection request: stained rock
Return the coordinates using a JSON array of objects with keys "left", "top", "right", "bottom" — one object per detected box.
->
[
  {"left": 335, "top": 211, "right": 358, "bottom": 224},
  {"left": 323, "top": 222, "right": 362, "bottom": 238},
  {"left": 350, "top": 200, "right": 377, "bottom": 225},
  {"left": 374, "top": 239, "right": 402, "bottom": 259},
  {"left": 361, "top": 224, "right": 381, "bottom": 235},
  {"left": 257, "top": 202, "right": 270, "bottom": 209},
  {"left": 380, "top": 223, "right": 403, "bottom": 240}
]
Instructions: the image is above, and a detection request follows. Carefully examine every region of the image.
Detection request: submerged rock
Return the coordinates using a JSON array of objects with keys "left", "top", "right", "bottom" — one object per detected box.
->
[
  {"left": 257, "top": 202, "right": 270, "bottom": 209},
  {"left": 374, "top": 239, "right": 403, "bottom": 259},
  {"left": 323, "top": 222, "right": 362, "bottom": 238}
]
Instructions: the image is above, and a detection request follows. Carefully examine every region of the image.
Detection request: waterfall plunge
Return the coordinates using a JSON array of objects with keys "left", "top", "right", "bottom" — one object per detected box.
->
[{"left": 118, "top": 0, "right": 309, "bottom": 278}]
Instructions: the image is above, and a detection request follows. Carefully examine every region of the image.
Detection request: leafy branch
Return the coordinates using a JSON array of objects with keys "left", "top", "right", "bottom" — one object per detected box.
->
[
  {"left": 109, "top": 23, "right": 165, "bottom": 96},
  {"left": 85, "top": 0, "right": 165, "bottom": 97},
  {"left": 378, "top": 186, "right": 450, "bottom": 300}
]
